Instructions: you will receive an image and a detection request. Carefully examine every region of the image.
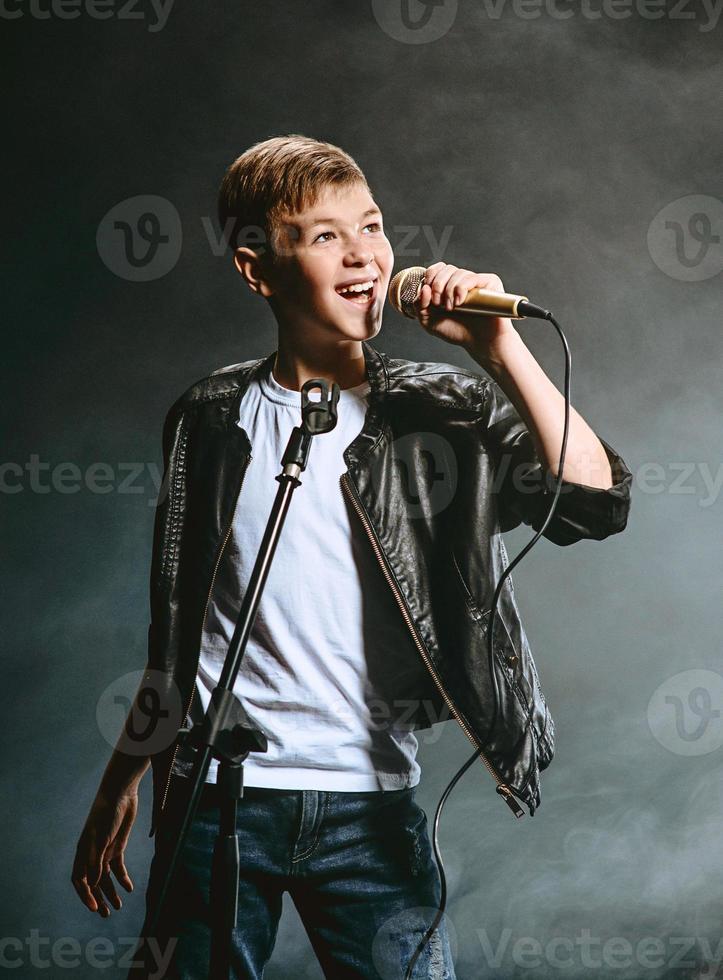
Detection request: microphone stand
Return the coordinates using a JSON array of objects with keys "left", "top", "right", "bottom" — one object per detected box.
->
[{"left": 139, "top": 377, "right": 340, "bottom": 980}]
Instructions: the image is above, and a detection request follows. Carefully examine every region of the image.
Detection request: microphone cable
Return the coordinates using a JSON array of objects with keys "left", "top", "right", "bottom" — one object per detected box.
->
[{"left": 404, "top": 311, "right": 571, "bottom": 980}]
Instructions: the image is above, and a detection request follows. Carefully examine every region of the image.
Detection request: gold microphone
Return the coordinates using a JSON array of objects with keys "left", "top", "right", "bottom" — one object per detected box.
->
[{"left": 388, "top": 266, "right": 548, "bottom": 320}]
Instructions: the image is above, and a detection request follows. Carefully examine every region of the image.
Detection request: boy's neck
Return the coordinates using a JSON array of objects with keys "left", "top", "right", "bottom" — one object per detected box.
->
[{"left": 271, "top": 338, "right": 369, "bottom": 392}]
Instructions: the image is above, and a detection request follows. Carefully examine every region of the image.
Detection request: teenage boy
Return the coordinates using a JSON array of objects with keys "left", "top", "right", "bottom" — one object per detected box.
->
[{"left": 72, "top": 135, "right": 631, "bottom": 980}]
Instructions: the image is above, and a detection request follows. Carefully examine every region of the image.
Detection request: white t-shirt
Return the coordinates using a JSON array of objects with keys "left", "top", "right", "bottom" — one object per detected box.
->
[{"left": 187, "top": 360, "right": 431, "bottom": 791}]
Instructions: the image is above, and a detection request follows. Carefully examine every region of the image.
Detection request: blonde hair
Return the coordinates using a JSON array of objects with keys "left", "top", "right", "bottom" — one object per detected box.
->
[{"left": 218, "top": 134, "right": 370, "bottom": 256}]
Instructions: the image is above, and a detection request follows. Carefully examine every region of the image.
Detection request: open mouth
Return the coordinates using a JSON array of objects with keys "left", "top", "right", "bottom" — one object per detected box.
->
[{"left": 335, "top": 279, "right": 377, "bottom": 307}]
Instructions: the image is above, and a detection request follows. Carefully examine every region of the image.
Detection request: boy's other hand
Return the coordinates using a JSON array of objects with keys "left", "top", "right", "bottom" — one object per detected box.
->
[
  {"left": 71, "top": 789, "right": 138, "bottom": 917},
  {"left": 413, "top": 262, "right": 520, "bottom": 364}
]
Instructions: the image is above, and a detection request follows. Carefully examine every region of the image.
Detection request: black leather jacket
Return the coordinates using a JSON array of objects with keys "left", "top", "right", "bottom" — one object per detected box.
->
[{"left": 142, "top": 341, "right": 631, "bottom": 835}]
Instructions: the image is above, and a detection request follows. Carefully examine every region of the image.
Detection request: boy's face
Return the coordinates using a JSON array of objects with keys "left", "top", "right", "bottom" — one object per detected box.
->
[{"left": 263, "top": 182, "right": 394, "bottom": 342}]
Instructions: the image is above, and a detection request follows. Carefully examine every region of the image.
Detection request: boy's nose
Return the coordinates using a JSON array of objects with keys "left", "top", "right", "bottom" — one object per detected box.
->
[{"left": 344, "top": 250, "right": 375, "bottom": 267}]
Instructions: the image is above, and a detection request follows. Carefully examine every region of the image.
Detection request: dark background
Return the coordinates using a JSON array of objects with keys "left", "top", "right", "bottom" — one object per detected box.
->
[{"left": 4, "top": 1, "right": 723, "bottom": 977}]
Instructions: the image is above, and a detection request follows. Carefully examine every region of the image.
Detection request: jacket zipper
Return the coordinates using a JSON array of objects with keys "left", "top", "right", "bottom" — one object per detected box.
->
[
  {"left": 340, "top": 471, "right": 525, "bottom": 819},
  {"left": 158, "top": 452, "right": 253, "bottom": 817}
]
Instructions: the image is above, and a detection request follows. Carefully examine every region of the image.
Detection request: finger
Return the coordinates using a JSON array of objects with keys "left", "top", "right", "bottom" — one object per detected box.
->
[
  {"left": 98, "top": 867, "right": 123, "bottom": 910},
  {"left": 414, "top": 282, "right": 433, "bottom": 313},
  {"left": 424, "top": 263, "right": 452, "bottom": 302},
  {"left": 427, "top": 265, "right": 460, "bottom": 307},
  {"left": 424, "top": 262, "right": 450, "bottom": 287},
  {"left": 102, "top": 799, "right": 137, "bottom": 895},
  {"left": 72, "top": 843, "right": 99, "bottom": 912},
  {"left": 110, "top": 805, "right": 136, "bottom": 874},
  {"left": 109, "top": 852, "right": 134, "bottom": 893},
  {"left": 444, "top": 270, "right": 476, "bottom": 310},
  {"left": 423, "top": 262, "right": 446, "bottom": 283},
  {"left": 75, "top": 833, "right": 105, "bottom": 891},
  {"left": 88, "top": 842, "right": 108, "bottom": 890},
  {"left": 91, "top": 884, "right": 111, "bottom": 918},
  {"left": 71, "top": 872, "right": 100, "bottom": 913}
]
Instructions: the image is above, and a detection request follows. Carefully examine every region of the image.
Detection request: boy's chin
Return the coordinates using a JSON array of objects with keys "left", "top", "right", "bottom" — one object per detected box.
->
[{"left": 329, "top": 315, "right": 382, "bottom": 341}]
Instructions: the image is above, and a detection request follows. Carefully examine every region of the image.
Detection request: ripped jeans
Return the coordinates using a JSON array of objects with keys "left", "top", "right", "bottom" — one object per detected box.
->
[{"left": 138, "top": 776, "right": 457, "bottom": 980}]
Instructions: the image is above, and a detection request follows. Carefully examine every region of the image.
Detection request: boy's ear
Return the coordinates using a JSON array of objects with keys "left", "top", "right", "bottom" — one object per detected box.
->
[{"left": 233, "top": 247, "right": 274, "bottom": 298}]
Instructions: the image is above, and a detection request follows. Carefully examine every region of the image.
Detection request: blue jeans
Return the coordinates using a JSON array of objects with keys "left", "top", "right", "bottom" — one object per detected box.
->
[{"left": 136, "top": 775, "right": 457, "bottom": 980}]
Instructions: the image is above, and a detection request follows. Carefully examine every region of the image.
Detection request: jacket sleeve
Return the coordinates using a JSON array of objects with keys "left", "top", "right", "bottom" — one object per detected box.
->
[{"left": 479, "top": 377, "right": 632, "bottom": 546}]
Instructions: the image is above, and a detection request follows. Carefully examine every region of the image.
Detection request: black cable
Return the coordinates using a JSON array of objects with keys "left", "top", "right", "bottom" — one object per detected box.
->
[
  {"left": 486, "top": 313, "right": 571, "bottom": 740},
  {"left": 403, "top": 312, "right": 571, "bottom": 980}
]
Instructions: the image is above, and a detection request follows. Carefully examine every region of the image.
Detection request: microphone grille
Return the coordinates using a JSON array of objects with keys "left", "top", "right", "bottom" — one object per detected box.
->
[{"left": 388, "top": 266, "right": 426, "bottom": 319}]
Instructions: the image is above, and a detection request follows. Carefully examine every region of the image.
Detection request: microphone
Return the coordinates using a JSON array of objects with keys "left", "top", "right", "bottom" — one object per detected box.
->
[{"left": 388, "top": 266, "right": 550, "bottom": 321}]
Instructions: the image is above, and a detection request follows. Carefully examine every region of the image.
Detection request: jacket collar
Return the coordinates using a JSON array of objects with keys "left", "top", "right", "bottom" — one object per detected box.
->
[{"left": 226, "top": 341, "right": 390, "bottom": 467}]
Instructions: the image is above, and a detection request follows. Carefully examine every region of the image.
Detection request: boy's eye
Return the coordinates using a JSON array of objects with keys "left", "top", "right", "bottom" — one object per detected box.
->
[{"left": 311, "top": 222, "right": 382, "bottom": 244}]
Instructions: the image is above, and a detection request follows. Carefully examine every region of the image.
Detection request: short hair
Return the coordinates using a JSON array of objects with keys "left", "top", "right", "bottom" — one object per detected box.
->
[{"left": 217, "top": 134, "right": 370, "bottom": 256}]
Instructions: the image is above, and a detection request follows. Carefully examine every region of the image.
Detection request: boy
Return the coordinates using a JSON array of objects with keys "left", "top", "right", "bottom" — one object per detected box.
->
[{"left": 72, "top": 135, "right": 632, "bottom": 979}]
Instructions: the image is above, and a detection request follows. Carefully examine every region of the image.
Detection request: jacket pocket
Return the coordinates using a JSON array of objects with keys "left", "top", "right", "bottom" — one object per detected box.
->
[
  {"left": 450, "top": 549, "right": 519, "bottom": 677},
  {"left": 449, "top": 547, "right": 555, "bottom": 782}
]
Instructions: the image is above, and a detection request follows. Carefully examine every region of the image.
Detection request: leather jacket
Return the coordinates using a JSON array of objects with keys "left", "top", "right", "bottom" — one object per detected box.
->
[{"left": 142, "top": 341, "right": 632, "bottom": 836}]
